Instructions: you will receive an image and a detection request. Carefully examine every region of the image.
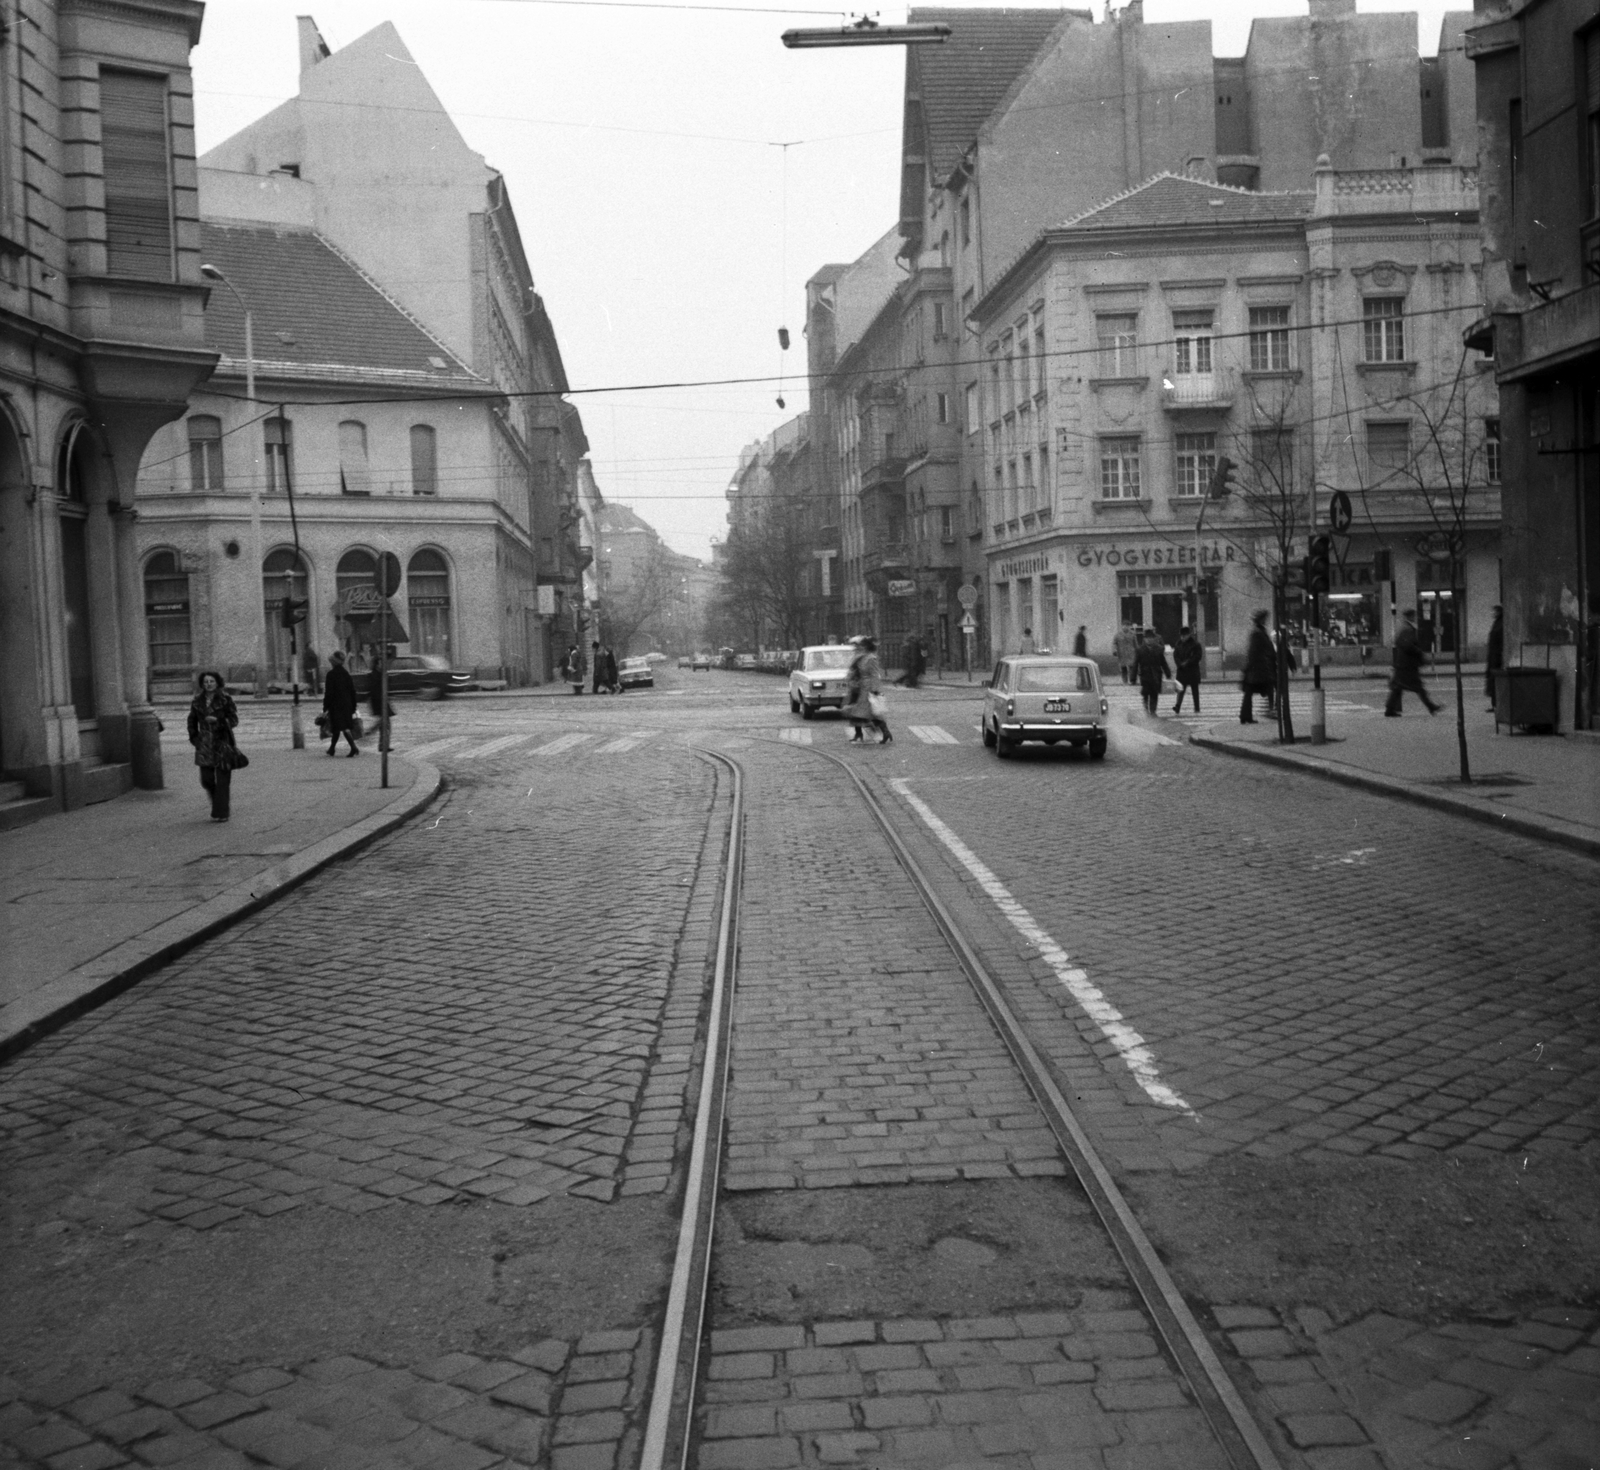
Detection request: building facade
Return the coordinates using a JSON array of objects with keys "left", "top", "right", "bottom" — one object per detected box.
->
[
  {"left": 185, "top": 16, "right": 585, "bottom": 686},
  {"left": 1467, "top": 0, "right": 1600, "bottom": 730},
  {"left": 0, "top": 0, "right": 217, "bottom": 818},
  {"left": 971, "top": 167, "right": 1497, "bottom": 666}
]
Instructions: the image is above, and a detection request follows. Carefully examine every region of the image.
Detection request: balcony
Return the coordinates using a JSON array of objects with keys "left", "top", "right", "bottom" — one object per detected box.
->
[
  {"left": 1161, "top": 365, "right": 1236, "bottom": 412},
  {"left": 860, "top": 455, "right": 907, "bottom": 494},
  {"left": 863, "top": 543, "right": 911, "bottom": 576}
]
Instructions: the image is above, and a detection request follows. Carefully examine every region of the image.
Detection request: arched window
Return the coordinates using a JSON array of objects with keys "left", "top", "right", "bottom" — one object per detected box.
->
[
  {"left": 339, "top": 420, "right": 371, "bottom": 496},
  {"left": 407, "top": 548, "right": 451, "bottom": 658},
  {"left": 263, "top": 548, "right": 308, "bottom": 686},
  {"left": 144, "top": 549, "right": 192, "bottom": 691},
  {"left": 187, "top": 415, "right": 223, "bottom": 491},
  {"left": 410, "top": 424, "right": 437, "bottom": 496},
  {"left": 336, "top": 549, "right": 378, "bottom": 666}
]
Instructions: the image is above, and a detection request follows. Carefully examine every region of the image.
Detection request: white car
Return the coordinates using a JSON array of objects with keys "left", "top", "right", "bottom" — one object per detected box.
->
[{"left": 788, "top": 644, "right": 857, "bottom": 718}]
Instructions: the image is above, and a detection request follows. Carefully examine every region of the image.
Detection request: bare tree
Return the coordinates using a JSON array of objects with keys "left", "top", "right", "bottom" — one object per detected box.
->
[
  {"left": 712, "top": 495, "right": 814, "bottom": 651},
  {"left": 599, "top": 541, "right": 673, "bottom": 657}
]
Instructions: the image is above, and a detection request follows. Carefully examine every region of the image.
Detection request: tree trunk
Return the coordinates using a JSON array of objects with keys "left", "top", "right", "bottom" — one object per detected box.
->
[
  {"left": 1274, "top": 580, "right": 1296, "bottom": 743},
  {"left": 1450, "top": 551, "right": 1471, "bottom": 783}
]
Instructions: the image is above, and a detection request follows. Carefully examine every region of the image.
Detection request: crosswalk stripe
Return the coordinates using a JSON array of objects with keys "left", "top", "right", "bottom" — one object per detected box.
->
[
  {"left": 778, "top": 727, "right": 812, "bottom": 745},
  {"left": 404, "top": 736, "right": 468, "bottom": 759},
  {"left": 457, "top": 733, "right": 533, "bottom": 759},
  {"left": 529, "top": 732, "right": 594, "bottom": 755},
  {"left": 593, "top": 737, "right": 642, "bottom": 754},
  {"left": 909, "top": 725, "right": 959, "bottom": 744}
]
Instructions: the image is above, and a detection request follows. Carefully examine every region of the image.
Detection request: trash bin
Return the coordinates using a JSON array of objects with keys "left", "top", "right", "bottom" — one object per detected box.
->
[{"left": 1494, "top": 667, "right": 1558, "bottom": 733}]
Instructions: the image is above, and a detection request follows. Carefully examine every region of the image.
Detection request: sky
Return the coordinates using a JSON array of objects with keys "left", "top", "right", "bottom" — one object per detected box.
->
[{"left": 192, "top": 0, "right": 1457, "bottom": 561}]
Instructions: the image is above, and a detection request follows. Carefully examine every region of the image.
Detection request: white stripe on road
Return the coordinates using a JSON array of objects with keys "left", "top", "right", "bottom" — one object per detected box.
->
[
  {"left": 909, "top": 725, "right": 960, "bottom": 744},
  {"left": 778, "top": 727, "right": 812, "bottom": 744},
  {"left": 457, "top": 733, "right": 534, "bottom": 759},
  {"left": 594, "top": 735, "right": 652, "bottom": 753},
  {"left": 404, "top": 736, "right": 468, "bottom": 759},
  {"left": 888, "top": 777, "right": 1196, "bottom": 1118},
  {"left": 530, "top": 732, "right": 595, "bottom": 755}
]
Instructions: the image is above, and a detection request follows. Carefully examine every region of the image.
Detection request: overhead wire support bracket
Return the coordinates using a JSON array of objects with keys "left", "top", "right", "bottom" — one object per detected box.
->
[{"left": 782, "top": 15, "right": 951, "bottom": 46}]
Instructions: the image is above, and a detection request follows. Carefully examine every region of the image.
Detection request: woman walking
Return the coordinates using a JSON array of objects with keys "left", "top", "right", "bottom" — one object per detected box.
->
[
  {"left": 187, "top": 671, "right": 240, "bottom": 821},
  {"left": 322, "top": 650, "right": 360, "bottom": 756},
  {"left": 842, "top": 637, "right": 892, "bottom": 745}
]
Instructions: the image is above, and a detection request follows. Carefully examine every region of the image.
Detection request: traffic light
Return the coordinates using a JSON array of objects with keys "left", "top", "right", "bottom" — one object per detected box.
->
[
  {"left": 1209, "top": 456, "right": 1236, "bottom": 497},
  {"left": 1307, "top": 535, "right": 1331, "bottom": 595},
  {"left": 279, "top": 595, "right": 308, "bottom": 628}
]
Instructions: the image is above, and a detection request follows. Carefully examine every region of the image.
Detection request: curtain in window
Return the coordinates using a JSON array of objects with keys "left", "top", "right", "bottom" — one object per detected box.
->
[{"left": 339, "top": 421, "right": 371, "bottom": 496}]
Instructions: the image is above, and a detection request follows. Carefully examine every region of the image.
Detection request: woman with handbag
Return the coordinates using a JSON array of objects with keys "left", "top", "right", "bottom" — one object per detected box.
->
[
  {"left": 841, "top": 636, "right": 893, "bottom": 746},
  {"left": 187, "top": 671, "right": 243, "bottom": 821}
]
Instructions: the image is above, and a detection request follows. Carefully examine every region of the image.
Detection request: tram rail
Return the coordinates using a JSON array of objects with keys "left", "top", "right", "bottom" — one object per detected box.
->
[{"left": 639, "top": 737, "right": 1284, "bottom": 1470}]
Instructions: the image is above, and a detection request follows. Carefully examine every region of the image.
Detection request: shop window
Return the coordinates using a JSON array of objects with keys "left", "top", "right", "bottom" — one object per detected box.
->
[
  {"left": 1362, "top": 298, "right": 1407, "bottom": 362},
  {"left": 339, "top": 420, "right": 371, "bottom": 496},
  {"left": 1099, "top": 437, "right": 1142, "bottom": 500},
  {"left": 187, "top": 415, "right": 223, "bottom": 491},
  {"left": 1175, "top": 433, "right": 1216, "bottom": 498},
  {"left": 1096, "top": 314, "right": 1139, "bottom": 377},
  {"left": 336, "top": 548, "right": 378, "bottom": 665},
  {"left": 100, "top": 69, "right": 172, "bottom": 281},
  {"left": 143, "top": 549, "right": 192, "bottom": 686},
  {"left": 263, "top": 548, "right": 309, "bottom": 686},
  {"left": 264, "top": 417, "right": 293, "bottom": 494},
  {"left": 408, "top": 548, "right": 452, "bottom": 659},
  {"left": 410, "top": 424, "right": 438, "bottom": 496},
  {"left": 1248, "top": 307, "right": 1291, "bottom": 371}
]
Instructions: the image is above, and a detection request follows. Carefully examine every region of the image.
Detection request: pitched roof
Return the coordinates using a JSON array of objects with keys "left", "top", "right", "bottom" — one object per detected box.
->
[
  {"left": 907, "top": 8, "right": 1077, "bottom": 184},
  {"left": 198, "top": 222, "right": 490, "bottom": 390},
  {"left": 1058, "top": 174, "right": 1314, "bottom": 232}
]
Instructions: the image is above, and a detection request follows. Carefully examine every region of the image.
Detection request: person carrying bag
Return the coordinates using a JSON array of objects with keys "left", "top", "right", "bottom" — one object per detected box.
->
[{"left": 187, "top": 671, "right": 242, "bottom": 822}]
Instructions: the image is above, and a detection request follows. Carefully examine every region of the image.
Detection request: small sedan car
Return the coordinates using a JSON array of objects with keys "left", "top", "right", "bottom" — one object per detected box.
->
[
  {"left": 617, "top": 655, "right": 654, "bottom": 690},
  {"left": 982, "top": 655, "right": 1108, "bottom": 759},
  {"left": 788, "top": 644, "right": 858, "bottom": 718},
  {"left": 690, "top": 652, "right": 713, "bottom": 671},
  {"left": 356, "top": 653, "right": 473, "bottom": 700}
]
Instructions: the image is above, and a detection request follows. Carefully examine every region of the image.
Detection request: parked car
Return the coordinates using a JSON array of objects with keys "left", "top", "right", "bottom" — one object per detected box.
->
[
  {"left": 690, "top": 652, "right": 713, "bottom": 671},
  {"left": 355, "top": 653, "right": 473, "bottom": 700},
  {"left": 982, "top": 655, "right": 1107, "bottom": 759},
  {"left": 644, "top": 651, "right": 669, "bottom": 664},
  {"left": 617, "top": 655, "right": 654, "bottom": 690},
  {"left": 788, "top": 644, "right": 857, "bottom": 718}
]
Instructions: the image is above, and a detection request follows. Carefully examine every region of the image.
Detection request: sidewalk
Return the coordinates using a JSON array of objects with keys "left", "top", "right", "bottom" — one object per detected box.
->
[
  {"left": 0, "top": 738, "right": 441, "bottom": 1060},
  {"left": 1189, "top": 698, "right": 1600, "bottom": 858}
]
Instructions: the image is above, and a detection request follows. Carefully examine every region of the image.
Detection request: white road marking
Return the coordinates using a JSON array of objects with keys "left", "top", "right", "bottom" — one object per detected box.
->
[
  {"left": 778, "top": 727, "right": 812, "bottom": 744},
  {"left": 529, "top": 732, "right": 595, "bottom": 755},
  {"left": 909, "top": 725, "right": 960, "bottom": 744},
  {"left": 404, "top": 736, "right": 468, "bottom": 759},
  {"left": 889, "top": 777, "right": 1196, "bottom": 1118},
  {"left": 594, "top": 736, "right": 647, "bottom": 753},
  {"left": 456, "top": 733, "right": 534, "bottom": 759}
]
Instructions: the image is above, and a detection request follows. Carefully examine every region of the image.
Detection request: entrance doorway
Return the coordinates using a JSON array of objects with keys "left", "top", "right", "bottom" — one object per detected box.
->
[
  {"left": 1418, "top": 587, "right": 1460, "bottom": 656},
  {"left": 1150, "top": 592, "right": 1185, "bottom": 648}
]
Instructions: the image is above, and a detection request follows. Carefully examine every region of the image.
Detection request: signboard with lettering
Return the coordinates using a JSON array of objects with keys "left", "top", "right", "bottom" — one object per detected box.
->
[{"left": 887, "top": 579, "right": 916, "bottom": 598}]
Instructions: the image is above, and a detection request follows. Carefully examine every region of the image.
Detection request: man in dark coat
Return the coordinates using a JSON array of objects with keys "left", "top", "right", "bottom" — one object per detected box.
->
[
  {"left": 1239, "top": 611, "right": 1276, "bottom": 724},
  {"left": 1133, "top": 628, "right": 1171, "bottom": 717},
  {"left": 1072, "top": 625, "right": 1088, "bottom": 657},
  {"left": 591, "top": 640, "right": 605, "bottom": 695},
  {"left": 1172, "top": 625, "right": 1204, "bottom": 714},
  {"left": 602, "top": 645, "right": 619, "bottom": 693},
  {"left": 1385, "top": 609, "right": 1441, "bottom": 715},
  {"left": 322, "top": 650, "right": 360, "bottom": 756},
  {"left": 1485, "top": 604, "right": 1504, "bottom": 711}
]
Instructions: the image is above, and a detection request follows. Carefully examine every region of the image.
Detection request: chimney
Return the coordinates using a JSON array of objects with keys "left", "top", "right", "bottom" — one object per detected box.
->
[{"left": 298, "top": 16, "right": 331, "bottom": 81}]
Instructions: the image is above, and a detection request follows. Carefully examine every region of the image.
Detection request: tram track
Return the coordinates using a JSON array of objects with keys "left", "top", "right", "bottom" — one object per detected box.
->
[{"left": 640, "top": 738, "right": 1284, "bottom": 1470}]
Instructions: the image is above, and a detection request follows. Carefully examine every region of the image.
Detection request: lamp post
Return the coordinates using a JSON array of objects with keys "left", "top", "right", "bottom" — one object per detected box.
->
[{"left": 199, "top": 263, "right": 274, "bottom": 708}]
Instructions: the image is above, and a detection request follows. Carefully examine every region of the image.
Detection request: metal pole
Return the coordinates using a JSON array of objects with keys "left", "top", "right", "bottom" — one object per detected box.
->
[
  {"left": 282, "top": 403, "right": 304, "bottom": 749},
  {"left": 243, "top": 306, "right": 268, "bottom": 701},
  {"left": 379, "top": 592, "right": 390, "bottom": 789}
]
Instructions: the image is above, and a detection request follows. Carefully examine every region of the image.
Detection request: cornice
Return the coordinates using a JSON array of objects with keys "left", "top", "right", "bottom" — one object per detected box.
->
[{"left": 60, "top": 0, "right": 206, "bottom": 46}]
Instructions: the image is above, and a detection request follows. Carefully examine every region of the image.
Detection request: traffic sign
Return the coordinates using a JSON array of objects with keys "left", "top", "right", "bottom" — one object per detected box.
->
[
  {"left": 958, "top": 613, "right": 977, "bottom": 633},
  {"left": 1328, "top": 490, "right": 1353, "bottom": 533},
  {"left": 957, "top": 584, "right": 978, "bottom": 609}
]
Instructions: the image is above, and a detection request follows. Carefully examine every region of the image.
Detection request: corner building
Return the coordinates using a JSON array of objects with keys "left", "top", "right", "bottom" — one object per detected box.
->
[{"left": 0, "top": 0, "right": 216, "bottom": 817}]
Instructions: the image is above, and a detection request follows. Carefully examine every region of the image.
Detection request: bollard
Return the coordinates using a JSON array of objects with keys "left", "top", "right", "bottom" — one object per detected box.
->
[{"left": 1310, "top": 686, "right": 1326, "bottom": 745}]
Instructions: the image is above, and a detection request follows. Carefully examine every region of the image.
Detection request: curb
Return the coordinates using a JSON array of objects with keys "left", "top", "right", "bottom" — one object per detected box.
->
[
  {"left": 0, "top": 759, "right": 444, "bottom": 1065},
  {"left": 1189, "top": 734, "right": 1600, "bottom": 861}
]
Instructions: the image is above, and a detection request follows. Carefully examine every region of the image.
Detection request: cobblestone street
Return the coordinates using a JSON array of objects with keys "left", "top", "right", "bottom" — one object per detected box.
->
[{"left": 2, "top": 677, "right": 1596, "bottom": 1469}]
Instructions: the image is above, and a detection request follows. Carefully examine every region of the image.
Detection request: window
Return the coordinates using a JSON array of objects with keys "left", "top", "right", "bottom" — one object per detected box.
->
[
  {"left": 1175, "top": 432, "right": 1217, "bottom": 498},
  {"left": 1021, "top": 451, "right": 1034, "bottom": 512},
  {"left": 960, "top": 196, "right": 971, "bottom": 248},
  {"left": 1485, "top": 418, "right": 1501, "bottom": 483},
  {"left": 1586, "top": 34, "right": 1600, "bottom": 220},
  {"left": 1248, "top": 306, "right": 1291, "bottom": 371},
  {"left": 1034, "top": 320, "right": 1046, "bottom": 388},
  {"left": 1363, "top": 298, "right": 1407, "bottom": 362},
  {"left": 936, "top": 392, "right": 950, "bottom": 425},
  {"left": 1097, "top": 314, "right": 1139, "bottom": 377},
  {"left": 262, "top": 548, "right": 309, "bottom": 685},
  {"left": 408, "top": 548, "right": 452, "bottom": 658},
  {"left": 143, "top": 550, "right": 192, "bottom": 683},
  {"left": 100, "top": 70, "right": 172, "bottom": 280},
  {"left": 339, "top": 420, "right": 371, "bottom": 496},
  {"left": 264, "top": 417, "right": 293, "bottom": 494},
  {"left": 961, "top": 288, "right": 975, "bottom": 336},
  {"left": 965, "top": 383, "right": 978, "bottom": 435},
  {"left": 940, "top": 506, "right": 954, "bottom": 541},
  {"left": 1172, "top": 311, "right": 1214, "bottom": 376},
  {"left": 1366, "top": 421, "right": 1412, "bottom": 478},
  {"left": 410, "top": 424, "right": 438, "bottom": 496},
  {"left": 187, "top": 415, "right": 223, "bottom": 491},
  {"left": 1040, "top": 576, "right": 1059, "bottom": 644},
  {"left": 1099, "top": 437, "right": 1142, "bottom": 499},
  {"left": 1017, "top": 334, "right": 1030, "bottom": 400},
  {"left": 933, "top": 302, "right": 949, "bottom": 340},
  {"left": 968, "top": 483, "right": 983, "bottom": 533}
]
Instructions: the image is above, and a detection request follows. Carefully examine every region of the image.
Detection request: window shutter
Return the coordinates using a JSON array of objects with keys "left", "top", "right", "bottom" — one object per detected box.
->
[{"left": 100, "top": 70, "right": 173, "bottom": 281}]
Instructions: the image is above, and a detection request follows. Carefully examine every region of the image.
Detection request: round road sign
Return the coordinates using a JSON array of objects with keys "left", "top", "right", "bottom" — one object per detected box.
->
[
  {"left": 1328, "top": 490, "right": 1353, "bottom": 534},
  {"left": 957, "top": 584, "right": 978, "bottom": 609}
]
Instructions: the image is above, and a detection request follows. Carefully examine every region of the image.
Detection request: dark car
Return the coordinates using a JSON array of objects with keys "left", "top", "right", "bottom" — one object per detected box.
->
[{"left": 355, "top": 653, "right": 473, "bottom": 700}]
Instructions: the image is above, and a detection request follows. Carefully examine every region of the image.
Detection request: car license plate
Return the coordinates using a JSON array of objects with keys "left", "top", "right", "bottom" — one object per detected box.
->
[{"left": 1043, "top": 699, "right": 1070, "bottom": 712}]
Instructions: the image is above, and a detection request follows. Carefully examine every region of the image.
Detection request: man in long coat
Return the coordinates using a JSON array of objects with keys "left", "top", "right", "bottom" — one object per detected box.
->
[
  {"left": 1239, "top": 611, "right": 1276, "bottom": 724},
  {"left": 1133, "top": 629, "right": 1171, "bottom": 717},
  {"left": 1386, "top": 609, "right": 1441, "bottom": 716},
  {"left": 322, "top": 650, "right": 360, "bottom": 756}
]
